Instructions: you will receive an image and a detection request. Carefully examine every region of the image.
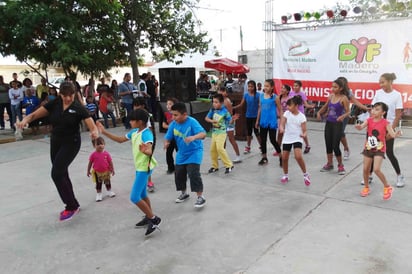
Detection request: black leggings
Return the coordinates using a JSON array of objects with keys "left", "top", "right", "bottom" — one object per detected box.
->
[
  {"left": 324, "top": 121, "right": 342, "bottom": 157},
  {"left": 370, "top": 137, "right": 401, "bottom": 175},
  {"left": 246, "top": 117, "right": 260, "bottom": 137},
  {"left": 260, "top": 127, "right": 281, "bottom": 155},
  {"left": 166, "top": 139, "right": 178, "bottom": 171},
  {"left": 50, "top": 134, "right": 81, "bottom": 211}
]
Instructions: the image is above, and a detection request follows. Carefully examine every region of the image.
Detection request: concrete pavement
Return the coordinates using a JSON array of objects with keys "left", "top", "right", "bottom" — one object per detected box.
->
[{"left": 1, "top": 121, "right": 412, "bottom": 274}]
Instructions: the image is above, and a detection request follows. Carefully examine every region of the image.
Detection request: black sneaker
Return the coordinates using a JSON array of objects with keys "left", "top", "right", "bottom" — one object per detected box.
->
[
  {"left": 166, "top": 169, "right": 175, "bottom": 174},
  {"left": 135, "top": 216, "right": 149, "bottom": 228},
  {"left": 208, "top": 167, "right": 219, "bottom": 173},
  {"left": 175, "top": 193, "right": 190, "bottom": 203},
  {"left": 145, "top": 216, "right": 161, "bottom": 236},
  {"left": 225, "top": 166, "right": 234, "bottom": 174},
  {"left": 194, "top": 196, "right": 206, "bottom": 208},
  {"left": 258, "top": 157, "right": 268, "bottom": 165}
]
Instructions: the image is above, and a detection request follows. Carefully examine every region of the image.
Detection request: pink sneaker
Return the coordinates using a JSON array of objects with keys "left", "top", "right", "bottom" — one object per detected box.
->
[
  {"left": 147, "top": 181, "right": 155, "bottom": 192},
  {"left": 304, "top": 175, "right": 311, "bottom": 186},
  {"left": 338, "top": 164, "right": 346, "bottom": 175},
  {"left": 280, "top": 175, "right": 289, "bottom": 184}
]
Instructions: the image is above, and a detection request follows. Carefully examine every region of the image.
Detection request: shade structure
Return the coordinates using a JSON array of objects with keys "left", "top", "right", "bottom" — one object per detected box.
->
[{"left": 204, "top": 58, "right": 250, "bottom": 74}]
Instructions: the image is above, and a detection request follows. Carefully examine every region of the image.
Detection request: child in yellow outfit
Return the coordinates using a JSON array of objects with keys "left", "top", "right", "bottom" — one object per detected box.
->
[{"left": 205, "top": 94, "right": 238, "bottom": 174}]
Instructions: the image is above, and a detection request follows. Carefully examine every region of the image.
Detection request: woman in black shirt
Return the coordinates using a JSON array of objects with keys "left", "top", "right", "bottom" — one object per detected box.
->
[{"left": 17, "top": 82, "right": 98, "bottom": 221}]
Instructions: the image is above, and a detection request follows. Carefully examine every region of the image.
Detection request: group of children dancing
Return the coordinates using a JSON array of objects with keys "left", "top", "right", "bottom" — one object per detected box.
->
[{"left": 85, "top": 73, "right": 404, "bottom": 237}]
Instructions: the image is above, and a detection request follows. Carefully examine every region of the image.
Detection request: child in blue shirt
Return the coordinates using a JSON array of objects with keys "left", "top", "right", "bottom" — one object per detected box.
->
[
  {"left": 164, "top": 102, "right": 207, "bottom": 208},
  {"left": 205, "top": 93, "right": 236, "bottom": 174},
  {"left": 22, "top": 88, "right": 40, "bottom": 134}
]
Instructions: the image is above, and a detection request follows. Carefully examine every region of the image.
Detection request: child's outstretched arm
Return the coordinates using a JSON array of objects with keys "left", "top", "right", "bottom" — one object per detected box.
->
[
  {"left": 97, "top": 121, "right": 128, "bottom": 143},
  {"left": 301, "top": 121, "right": 307, "bottom": 138}
]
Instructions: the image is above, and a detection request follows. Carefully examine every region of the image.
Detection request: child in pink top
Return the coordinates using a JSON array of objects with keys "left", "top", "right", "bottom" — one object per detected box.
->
[
  {"left": 355, "top": 102, "right": 401, "bottom": 200},
  {"left": 87, "top": 137, "right": 116, "bottom": 201}
]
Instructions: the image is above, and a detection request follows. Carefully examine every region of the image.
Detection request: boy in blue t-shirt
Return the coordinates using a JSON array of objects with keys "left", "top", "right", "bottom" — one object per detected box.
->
[{"left": 164, "top": 102, "right": 207, "bottom": 208}]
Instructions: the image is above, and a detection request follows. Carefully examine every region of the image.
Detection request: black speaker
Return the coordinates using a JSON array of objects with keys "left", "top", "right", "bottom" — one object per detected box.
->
[{"left": 159, "top": 68, "right": 196, "bottom": 102}]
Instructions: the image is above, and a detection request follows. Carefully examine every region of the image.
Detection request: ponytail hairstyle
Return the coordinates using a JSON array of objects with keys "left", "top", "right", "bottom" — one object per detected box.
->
[
  {"left": 380, "top": 73, "right": 397, "bottom": 83},
  {"left": 286, "top": 95, "right": 303, "bottom": 106}
]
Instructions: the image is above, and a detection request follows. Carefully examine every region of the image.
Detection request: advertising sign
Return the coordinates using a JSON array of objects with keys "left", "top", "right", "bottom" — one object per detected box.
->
[{"left": 273, "top": 19, "right": 412, "bottom": 108}]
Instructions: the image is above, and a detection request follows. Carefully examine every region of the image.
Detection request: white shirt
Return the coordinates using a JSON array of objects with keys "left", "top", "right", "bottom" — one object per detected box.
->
[
  {"left": 282, "top": 110, "right": 306, "bottom": 144},
  {"left": 8, "top": 87, "right": 24, "bottom": 105},
  {"left": 371, "top": 89, "right": 403, "bottom": 124}
]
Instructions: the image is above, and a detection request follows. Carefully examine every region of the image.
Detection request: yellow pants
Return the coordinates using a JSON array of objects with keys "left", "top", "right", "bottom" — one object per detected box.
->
[{"left": 210, "top": 133, "right": 233, "bottom": 168}]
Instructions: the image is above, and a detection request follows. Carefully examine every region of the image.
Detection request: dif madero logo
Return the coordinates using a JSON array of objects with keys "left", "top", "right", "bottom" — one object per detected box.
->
[{"left": 338, "top": 37, "right": 381, "bottom": 73}]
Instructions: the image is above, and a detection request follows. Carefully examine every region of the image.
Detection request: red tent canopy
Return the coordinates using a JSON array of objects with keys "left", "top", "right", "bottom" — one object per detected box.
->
[{"left": 204, "top": 57, "right": 250, "bottom": 74}]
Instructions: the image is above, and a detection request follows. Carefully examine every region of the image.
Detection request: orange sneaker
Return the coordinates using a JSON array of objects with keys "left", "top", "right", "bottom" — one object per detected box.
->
[
  {"left": 360, "top": 187, "right": 370, "bottom": 197},
  {"left": 383, "top": 186, "right": 393, "bottom": 200}
]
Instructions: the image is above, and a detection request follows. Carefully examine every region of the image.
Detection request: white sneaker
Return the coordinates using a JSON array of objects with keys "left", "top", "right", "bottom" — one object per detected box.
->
[
  {"left": 107, "top": 191, "right": 116, "bottom": 197},
  {"left": 96, "top": 193, "right": 103, "bottom": 202},
  {"left": 343, "top": 150, "right": 350, "bottom": 160},
  {"left": 233, "top": 155, "right": 242, "bottom": 163},
  {"left": 361, "top": 176, "right": 373, "bottom": 185},
  {"left": 396, "top": 175, "right": 405, "bottom": 188}
]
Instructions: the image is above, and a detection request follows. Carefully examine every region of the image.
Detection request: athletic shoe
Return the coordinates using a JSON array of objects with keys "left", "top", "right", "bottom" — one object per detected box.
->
[
  {"left": 107, "top": 191, "right": 116, "bottom": 198},
  {"left": 361, "top": 176, "right": 373, "bottom": 185},
  {"left": 383, "top": 186, "right": 393, "bottom": 200},
  {"left": 396, "top": 175, "right": 405, "bottom": 188},
  {"left": 338, "top": 164, "right": 346, "bottom": 175},
  {"left": 225, "top": 166, "right": 234, "bottom": 174},
  {"left": 135, "top": 216, "right": 149, "bottom": 228},
  {"left": 147, "top": 181, "right": 155, "bottom": 192},
  {"left": 244, "top": 146, "right": 251, "bottom": 154},
  {"left": 337, "top": 164, "right": 346, "bottom": 175},
  {"left": 273, "top": 151, "right": 279, "bottom": 156},
  {"left": 304, "top": 146, "right": 311, "bottom": 154},
  {"left": 320, "top": 163, "right": 333, "bottom": 172},
  {"left": 304, "top": 174, "right": 311, "bottom": 186},
  {"left": 343, "top": 150, "right": 350, "bottom": 160},
  {"left": 258, "top": 157, "right": 268, "bottom": 165},
  {"left": 145, "top": 216, "right": 161, "bottom": 236},
  {"left": 280, "top": 175, "right": 289, "bottom": 184},
  {"left": 166, "top": 169, "right": 175, "bottom": 174},
  {"left": 96, "top": 193, "right": 103, "bottom": 202},
  {"left": 360, "top": 187, "right": 370, "bottom": 197},
  {"left": 208, "top": 167, "right": 219, "bottom": 173},
  {"left": 175, "top": 193, "right": 190, "bottom": 203},
  {"left": 59, "top": 208, "right": 80, "bottom": 221},
  {"left": 194, "top": 196, "right": 206, "bottom": 208},
  {"left": 233, "top": 156, "right": 242, "bottom": 163}
]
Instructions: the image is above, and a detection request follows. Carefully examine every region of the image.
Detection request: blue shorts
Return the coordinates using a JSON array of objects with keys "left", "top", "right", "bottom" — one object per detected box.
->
[{"left": 130, "top": 170, "right": 152, "bottom": 204}]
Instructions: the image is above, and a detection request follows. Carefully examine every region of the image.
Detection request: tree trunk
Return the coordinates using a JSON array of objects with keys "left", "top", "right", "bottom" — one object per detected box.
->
[{"left": 128, "top": 45, "right": 140, "bottom": 85}]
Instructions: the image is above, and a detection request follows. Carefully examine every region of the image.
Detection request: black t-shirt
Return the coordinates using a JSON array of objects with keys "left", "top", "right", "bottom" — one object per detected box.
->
[
  {"left": 146, "top": 79, "right": 156, "bottom": 97},
  {"left": 44, "top": 97, "right": 90, "bottom": 137}
]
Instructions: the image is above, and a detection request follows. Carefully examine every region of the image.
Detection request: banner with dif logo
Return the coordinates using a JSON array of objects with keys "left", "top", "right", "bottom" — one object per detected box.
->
[{"left": 273, "top": 19, "right": 412, "bottom": 108}]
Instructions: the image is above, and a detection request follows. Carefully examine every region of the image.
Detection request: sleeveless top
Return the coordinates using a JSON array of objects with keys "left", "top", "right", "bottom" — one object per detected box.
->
[
  {"left": 259, "top": 93, "right": 278, "bottom": 129},
  {"left": 326, "top": 100, "right": 344, "bottom": 123}
]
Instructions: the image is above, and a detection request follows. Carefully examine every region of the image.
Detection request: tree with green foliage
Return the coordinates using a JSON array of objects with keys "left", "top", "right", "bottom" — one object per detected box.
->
[
  {"left": 0, "top": 0, "right": 125, "bottom": 81},
  {"left": 0, "top": 0, "right": 210, "bottom": 85},
  {"left": 119, "top": 0, "right": 210, "bottom": 83}
]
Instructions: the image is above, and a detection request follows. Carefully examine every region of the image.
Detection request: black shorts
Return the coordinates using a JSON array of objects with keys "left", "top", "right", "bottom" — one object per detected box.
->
[{"left": 282, "top": 142, "right": 303, "bottom": 152}]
